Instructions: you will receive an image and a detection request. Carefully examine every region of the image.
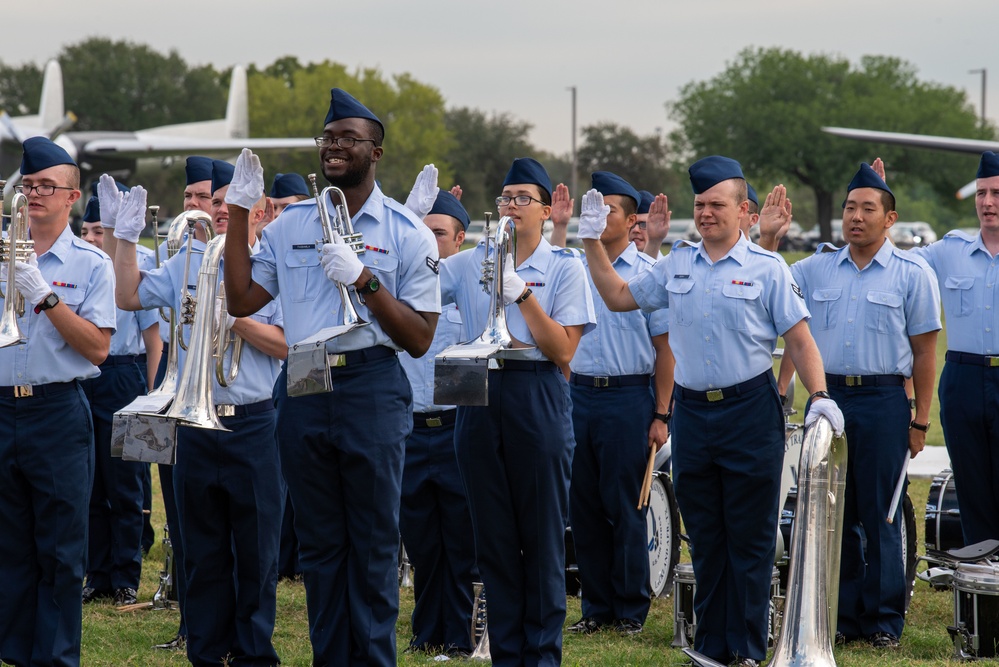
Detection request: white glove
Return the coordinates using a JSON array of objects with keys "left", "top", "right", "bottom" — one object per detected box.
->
[
  {"left": 805, "top": 398, "right": 845, "bottom": 436},
  {"left": 14, "top": 253, "right": 53, "bottom": 308},
  {"left": 214, "top": 297, "right": 236, "bottom": 331},
  {"left": 320, "top": 243, "right": 364, "bottom": 286},
  {"left": 97, "top": 173, "right": 123, "bottom": 229},
  {"left": 404, "top": 164, "right": 439, "bottom": 218},
  {"left": 577, "top": 189, "right": 609, "bottom": 240},
  {"left": 112, "top": 186, "right": 147, "bottom": 244},
  {"left": 225, "top": 148, "right": 265, "bottom": 210},
  {"left": 501, "top": 253, "right": 527, "bottom": 305}
]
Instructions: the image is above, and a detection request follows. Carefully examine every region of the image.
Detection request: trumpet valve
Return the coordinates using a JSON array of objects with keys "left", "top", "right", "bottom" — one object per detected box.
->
[{"left": 343, "top": 232, "right": 365, "bottom": 255}]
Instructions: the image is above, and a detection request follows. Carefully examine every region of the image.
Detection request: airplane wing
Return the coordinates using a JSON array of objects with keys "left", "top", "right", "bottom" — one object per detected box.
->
[
  {"left": 822, "top": 127, "right": 999, "bottom": 154},
  {"left": 79, "top": 135, "right": 315, "bottom": 160}
]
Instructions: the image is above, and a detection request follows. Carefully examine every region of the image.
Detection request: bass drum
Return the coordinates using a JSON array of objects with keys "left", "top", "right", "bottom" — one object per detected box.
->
[
  {"left": 778, "top": 487, "right": 917, "bottom": 612},
  {"left": 647, "top": 472, "right": 681, "bottom": 598},
  {"left": 925, "top": 468, "right": 963, "bottom": 554}
]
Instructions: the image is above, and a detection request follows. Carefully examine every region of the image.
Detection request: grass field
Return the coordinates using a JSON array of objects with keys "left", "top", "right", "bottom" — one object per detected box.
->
[{"left": 79, "top": 247, "right": 969, "bottom": 665}]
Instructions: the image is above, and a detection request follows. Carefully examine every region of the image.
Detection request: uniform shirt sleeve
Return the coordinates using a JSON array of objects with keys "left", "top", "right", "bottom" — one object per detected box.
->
[
  {"left": 80, "top": 255, "right": 118, "bottom": 331},
  {"left": 394, "top": 223, "right": 441, "bottom": 314},
  {"left": 250, "top": 229, "right": 279, "bottom": 299},
  {"left": 628, "top": 256, "right": 671, "bottom": 313},
  {"left": 904, "top": 258, "right": 942, "bottom": 337},
  {"left": 551, "top": 257, "right": 596, "bottom": 331},
  {"left": 138, "top": 252, "right": 183, "bottom": 311},
  {"left": 135, "top": 304, "right": 161, "bottom": 332},
  {"left": 768, "top": 259, "right": 810, "bottom": 336}
]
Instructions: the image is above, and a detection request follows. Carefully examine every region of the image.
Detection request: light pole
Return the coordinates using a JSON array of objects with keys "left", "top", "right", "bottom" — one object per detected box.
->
[
  {"left": 969, "top": 68, "right": 987, "bottom": 128},
  {"left": 567, "top": 86, "right": 577, "bottom": 214}
]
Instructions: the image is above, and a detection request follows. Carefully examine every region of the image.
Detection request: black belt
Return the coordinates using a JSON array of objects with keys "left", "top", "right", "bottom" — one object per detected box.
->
[
  {"left": 136, "top": 353, "right": 147, "bottom": 364},
  {"left": 327, "top": 345, "right": 397, "bottom": 370},
  {"left": 826, "top": 373, "right": 905, "bottom": 388},
  {"left": 100, "top": 354, "right": 140, "bottom": 369},
  {"left": 946, "top": 351, "right": 999, "bottom": 368},
  {"left": 490, "top": 359, "right": 558, "bottom": 372},
  {"left": 0, "top": 380, "right": 78, "bottom": 399},
  {"left": 413, "top": 409, "right": 457, "bottom": 429},
  {"left": 677, "top": 371, "right": 771, "bottom": 403},
  {"left": 570, "top": 373, "right": 651, "bottom": 388},
  {"left": 214, "top": 399, "right": 274, "bottom": 418}
]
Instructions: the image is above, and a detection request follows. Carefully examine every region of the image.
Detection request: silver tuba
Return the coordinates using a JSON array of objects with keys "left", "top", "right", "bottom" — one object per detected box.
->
[
  {"left": 0, "top": 185, "right": 33, "bottom": 348},
  {"left": 767, "top": 416, "right": 848, "bottom": 667},
  {"left": 285, "top": 174, "right": 369, "bottom": 396},
  {"left": 470, "top": 582, "right": 490, "bottom": 660},
  {"left": 433, "top": 213, "right": 532, "bottom": 406}
]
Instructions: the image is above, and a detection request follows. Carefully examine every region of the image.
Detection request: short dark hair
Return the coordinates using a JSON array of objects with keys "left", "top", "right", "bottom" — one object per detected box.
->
[
  {"left": 450, "top": 218, "right": 465, "bottom": 237},
  {"left": 366, "top": 119, "right": 384, "bottom": 147},
  {"left": 620, "top": 196, "right": 637, "bottom": 218},
  {"left": 747, "top": 201, "right": 759, "bottom": 215},
  {"left": 732, "top": 179, "right": 747, "bottom": 206},
  {"left": 880, "top": 190, "right": 896, "bottom": 213}
]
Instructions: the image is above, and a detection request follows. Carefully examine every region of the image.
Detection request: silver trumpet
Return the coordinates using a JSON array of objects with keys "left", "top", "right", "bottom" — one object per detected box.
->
[
  {"left": 470, "top": 582, "right": 490, "bottom": 660},
  {"left": 0, "top": 185, "right": 33, "bottom": 348},
  {"left": 285, "top": 174, "right": 369, "bottom": 397},
  {"left": 433, "top": 213, "right": 532, "bottom": 406},
  {"left": 151, "top": 522, "right": 175, "bottom": 610}
]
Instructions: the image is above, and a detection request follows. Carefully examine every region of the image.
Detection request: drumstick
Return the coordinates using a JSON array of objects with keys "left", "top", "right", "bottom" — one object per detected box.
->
[
  {"left": 886, "top": 455, "right": 910, "bottom": 524},
  {"left": 638, "top": 446, "right": 656, "bottom": 510}
]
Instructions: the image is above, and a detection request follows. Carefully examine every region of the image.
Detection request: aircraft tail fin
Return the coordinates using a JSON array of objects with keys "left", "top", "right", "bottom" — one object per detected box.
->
[{"left": 139, "top": 65, "right": 248, "bottom": 141}]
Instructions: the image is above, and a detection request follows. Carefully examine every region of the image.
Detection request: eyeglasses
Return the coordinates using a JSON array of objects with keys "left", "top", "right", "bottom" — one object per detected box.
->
[
  {"left": 495, "top": 195, "right": 546, "bottom": 207},
  {"left": 313, "top": 136, "right": 376, "bottom": 149},
  {"left": 21, "top": 184, "right": 75, "bottom": 196},
  {"left": 632, "top": 221, "right": 647, "bottom": 230}
]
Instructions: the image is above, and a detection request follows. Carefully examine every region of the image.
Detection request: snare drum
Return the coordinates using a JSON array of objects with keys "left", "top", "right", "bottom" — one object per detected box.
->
[
  {"left": 672, "top": 563, "right": 781, "bottom": 649},
  {"left": 926, "top": 468, "right": 963, "bottom": 554},
  {"left": 950, "top": 562, "right": 999, "bottom": 659},
  {"left": 647, "top": 472, "right": 681, "bottom": 598}
]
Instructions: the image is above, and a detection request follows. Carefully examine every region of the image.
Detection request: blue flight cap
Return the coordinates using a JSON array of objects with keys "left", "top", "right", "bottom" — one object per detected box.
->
[
  {"left": 688, "top": 155, "right": 745, "bottom": 194},
  {"left": 846, "top": 163, "right": 893, "bottom": 196},
  {"left": 82, "top": 196, "right": 101, "bottom": 223},
  {"left": 20, "top": 136, "right": 75, "bottom": 175},
  {"left": 270, "top": 172, "right": 310, "bottom": 199},
  {"left": 591, "top": 171, "right": 640, "bottom": 209},
  {"left": 978, "top": 151, "right": 999, "bottom": 178},
  {"left": 502, "top": 158, "right": 552, "bottom": 200},
  {"left": 324, "top": 88, "right": 384, "bottom": 136},
  {"left": 747, "top": 183, "right": 758, "bottom": 208},
  {"left": 186, "top": 156, "right": 214, "bottom": 185},
  {"left": 428, "top": 190, "right": 470, "bottom": 230},
  {"left": 211, "top": 160, "right": 235, "bottom": 195},
  {"left": 637, "top": 190, "right": 654, "bottom": 215},
  {"left": 90, "top": 178, "right": 129, "bottom": 197}
]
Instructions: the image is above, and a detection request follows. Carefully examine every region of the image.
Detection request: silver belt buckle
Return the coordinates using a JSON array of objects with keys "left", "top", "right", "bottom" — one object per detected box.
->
[
  {"left": 594, "top": 376, "right": 610, "bottom": 388},
  {"left": 706, "top": 389, "right": 724, "bottom": 402},
  {"left": 845, "top": 375, "right": 862, "bottom": 387},
  {"left": 327, "top": 353, "right": 346, "bottom": 369},
  {"left": 14, "top": 384, "right": 33, "bottom": 398},
  {"left": 216, "top": 404, "right": 236, "bottom": 417}
]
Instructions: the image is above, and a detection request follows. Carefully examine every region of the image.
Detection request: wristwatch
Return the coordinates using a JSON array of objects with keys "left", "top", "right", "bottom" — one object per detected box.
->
[
  {"left": 33, "top": 291, "right": 60, "bottom": 314},
  {"left": 909, "top": 420, "right": 930, "bottom": 432},
  {"left": 809, "top": 390, "right": 831, "bottom": 402},
  {"left": 358, "top": 276, "right": 380, "bottom": 296},
  {"left": 653, "top": 411, "right": 671, "bottom": 424},
  {"left": 514, "top": 288, "right": 533, "bottom": 305}
]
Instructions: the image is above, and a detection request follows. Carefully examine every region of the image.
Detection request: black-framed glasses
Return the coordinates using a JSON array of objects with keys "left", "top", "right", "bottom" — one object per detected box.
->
[
  {"left": 313, "top": 136, "right": 376, "bottom": 149},
  {"left": 21, "top": 184, "right": 75, "bottom": 196},
  {"left": 632, "top": 221, "right": 647, "bottom": 230},
  {"left": 495, "top": 195, "right": 545, "bottom": 207}
]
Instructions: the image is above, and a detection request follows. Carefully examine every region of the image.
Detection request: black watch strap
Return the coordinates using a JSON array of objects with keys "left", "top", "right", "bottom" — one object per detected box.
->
[
  {"left": 514, "top": 288, "right": 532, "bottom": 305},
  {"left": 809, "top": 390, "right": 831, "bottom": 402},
  {"left": 653, "top": 411, "right": 671, "bottom": 424},
  {"left": 34, "top": 292, "right": 59, "bottom": 314},
  {"left": 910, "top": 420, "right": 930, "bottom": 432}
]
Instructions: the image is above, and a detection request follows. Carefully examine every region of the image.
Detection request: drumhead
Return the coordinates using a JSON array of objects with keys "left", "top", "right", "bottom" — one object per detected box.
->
[{"left": 647, "top": 473, "right": 681, "bottom": 597}]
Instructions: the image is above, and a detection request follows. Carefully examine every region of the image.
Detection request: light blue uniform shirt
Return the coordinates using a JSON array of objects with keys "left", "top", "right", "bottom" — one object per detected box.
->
[
  {"left": 108, "top": 244, "right": 158, "bottom": 356},
  {"left": 629, "top": 236, "right": 809, "bottom": 391},
  {"left": 0, "top": 225, "right": 116, "bottom": 385},
  {"left": 912, "top": 230, "right": 999, "bottom": 355},
  {"left": 138, "top": 240, "right": 282, "bottom": 405},
  {"left": 791, "top": 241, "right": 941, "bottom": 376},
  {"left": 400, "top": 302, "right": 463, "bottom": 413},
  {"left": 252, "top": 185, "right": 441, "bottom": 351},
  {"left": 571, "top": 242, "right": 669, "bottom": 377},
  {"left": 440, "top": 236, "right": 596, "bottom": 362}
]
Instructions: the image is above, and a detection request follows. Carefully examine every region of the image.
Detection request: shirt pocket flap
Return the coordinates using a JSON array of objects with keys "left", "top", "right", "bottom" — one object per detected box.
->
[
  {"left": 944, "top": 276, "right": 974, "bottom": 290},
  {"left": 665, "top": 278, "right": 694, "bottom": 295},
  {"left": 812, "top": 288, "right": 842, "bottom": 302},
  {"left": 721, "top": 283, "right": 762, "bottom": 300},
  {"left": 866, "top": 290, "right": 903, "bottom": 308},
  {"left": 284, "top": 250, "right": 320, "bottom": 268},
  {"left": 361, "top": 252, "right": 400, "bottom": 275}
]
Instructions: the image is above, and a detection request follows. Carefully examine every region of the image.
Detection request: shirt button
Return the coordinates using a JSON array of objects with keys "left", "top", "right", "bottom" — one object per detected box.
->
[
  {"left": 988, "top": 328, "right": 992, "bottom": 333},
  {"left": 706, "top": 360, "right": 712, "bottom": 365},
  {"left": 988, "top": 306, "right": 992, "bottom": 310},
  {"left": 704, "top": 313, "right": 709, "bottom": 317},
  {"left": 848, "top": 319, "right": 853, "bottom": 323},
  {"left": 845, "top": 342, "right": 852, "bottom": 347},
  {"left": 705, "top": 289, "right": 711, "bottom": 294},
  {"left": 851, "top": 296, "right": 857, "bottom": 300},
  {"left": 705, "top": 336, "right": 710, "bottom": 341}
]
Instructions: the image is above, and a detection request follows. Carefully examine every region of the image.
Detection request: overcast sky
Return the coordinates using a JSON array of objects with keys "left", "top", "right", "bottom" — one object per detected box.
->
[{"left": 6, "top": 0, "right": 996, "bottom": 155}]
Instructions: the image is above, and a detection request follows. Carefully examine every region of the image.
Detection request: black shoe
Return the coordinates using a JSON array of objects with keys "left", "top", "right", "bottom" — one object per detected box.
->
[
  {"left": 567, "top": 617, "right": 604, "bottom": 634},
  {"left": 152, "top": 634, "right": 186, "bottom": 651},
  {"left": 446, "top": 647, "right": 472, "bottom": 658},
  {"left": 613, "top": 618, "right": 644, "bottom": 636},
  {"left": 82, "top": 586, "right": 112, "bottom": 603},
  {"left": 869, "top": 631, "right": 900, "bottom": 649},
  {"left": 113, "top": 587, "right": 138, "bottom": 605},
  {"left": 729, "top": 659, "right": 759, "bottom": 667}
]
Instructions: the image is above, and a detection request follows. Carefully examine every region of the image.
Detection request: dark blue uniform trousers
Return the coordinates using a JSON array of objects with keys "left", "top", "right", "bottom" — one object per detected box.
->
[
  {"left": 672, "top": 376, "right": 783, "bottom": 664},
  {"left": 0, "top": 383, "right": 94, "bottom": 667},
  {"left": 455, "top": 364, "right": 574, "bottom": 667},
  {"left": 153, "top": 346, "right": 187, "bottom": 636},
  {"left": 569, "top": 383, "right": 653, "bottom": 625},
  {"left": 275, "top": 356, "right": 411, "bottom": 667},
  {"left": 831, "top": 384, "right": 908, "bottom": 639},
  {"left": 80, "top": 358, "right": 147, "bottom": 593},
  {"left": 939, "top": 359, "right": 999, "bottom": 545},
  {"left": 174, "top": 408, "right": 282, "bottom": 667},
  {"left": 399, "top": 417, "right": 477, "bottom": 653}
]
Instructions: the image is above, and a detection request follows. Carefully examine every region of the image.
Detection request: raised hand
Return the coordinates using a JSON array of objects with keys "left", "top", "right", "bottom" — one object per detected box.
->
[
  {"left": 113, "top": 186, "right": 148, "bottom": 244},
  {"left": 646, "top": 194, "right": 671, "bottom": 248},
  {"left": 97, "top": 174, "right": 123, "bottom": 228},
  {"left": 225, "top": 148, "right": 265, "bottom": 210},
  {"left": 577, "top": 189, "right": 609, "bottom": 240},
  {"left": 758, "top": 185, "right": 793, "bottom": 250},
  {"left": 404, "top": 164, "right": 439, "bottom": 218}
]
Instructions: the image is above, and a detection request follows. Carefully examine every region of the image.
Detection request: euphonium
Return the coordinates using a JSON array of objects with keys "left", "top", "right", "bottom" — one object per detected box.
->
[
  {"left": 470, "top": 582, "right": 490, "bottom": 660},
  {"left": 767, "top": 416, "right": 848, "bottom": 667},
  {"left": 284, "top": 175, "right": 369, "bottom": 396},
  {"left": 0, "top": 184, "right": 33, "bottom": 348}
]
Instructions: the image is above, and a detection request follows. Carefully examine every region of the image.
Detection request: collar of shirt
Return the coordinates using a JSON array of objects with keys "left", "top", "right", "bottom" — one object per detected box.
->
[
  {"left": 834, "top": 237, "right": 893, "bottom": 270},
  {"left": 36, "top": 224, "right": 77, "bottom": 264},
  {"left": 614, "top": 241, "right": 641, "bottom": 268},
  {"left": 518, "top": 235, "right": 555, "bottom": 275},
  {"left": 967, "top": 231, "right": 994, "bottom": 258},
  {"left": 694, "top": 233, "right": 749, "bottom": 267},
  {"left": 349, "top": 183, "right": 387, "bottom": 227}
]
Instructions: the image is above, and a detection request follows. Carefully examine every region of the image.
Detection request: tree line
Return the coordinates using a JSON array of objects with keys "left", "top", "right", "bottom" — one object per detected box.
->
[{"left": 1, "top": 38, "right": 993, "bottom": 238}]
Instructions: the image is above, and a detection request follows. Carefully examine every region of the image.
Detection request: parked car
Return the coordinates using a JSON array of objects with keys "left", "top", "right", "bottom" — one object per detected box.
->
[{"left": 890, "top": 221, "right": 937, "bottom": 249}]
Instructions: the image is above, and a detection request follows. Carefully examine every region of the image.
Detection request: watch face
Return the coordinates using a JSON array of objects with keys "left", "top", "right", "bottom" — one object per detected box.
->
[{"left": 368, "top": 278, "right": 380, "bottom": 292}]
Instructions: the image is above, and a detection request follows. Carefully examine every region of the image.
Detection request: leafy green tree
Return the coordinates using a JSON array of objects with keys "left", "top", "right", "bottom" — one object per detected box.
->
[
  {"left": 577, "top": 123, "right": 683, "bottom": 199},
  {"left": 669, "top": 48, "right": 989, "bottom": 241},
  {"left": 0, "top": 62, "right": 43, "bottom": 116}
]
